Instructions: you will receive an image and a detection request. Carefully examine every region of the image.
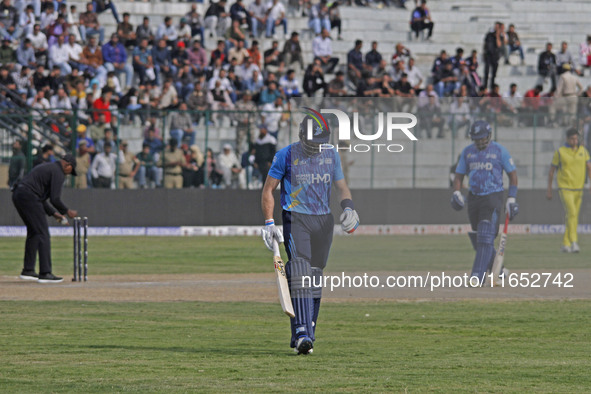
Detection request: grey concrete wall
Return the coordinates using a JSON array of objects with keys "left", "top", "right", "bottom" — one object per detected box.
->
[{"left": 1, "top": 189, "right": 587, "bottom": 226}]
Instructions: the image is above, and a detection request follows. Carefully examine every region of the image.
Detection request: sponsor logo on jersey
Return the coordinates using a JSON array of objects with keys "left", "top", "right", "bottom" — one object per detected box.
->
[{"left": 469, "top": 162, "right": 494, "bottom": 171}]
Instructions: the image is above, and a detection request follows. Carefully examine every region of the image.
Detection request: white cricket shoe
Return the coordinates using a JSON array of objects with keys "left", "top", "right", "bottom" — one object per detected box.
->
[
  {"left": 571, "top": 242, "right": 580, "bottom": 253},
  {"left": 561, "top": 245, "right": 572, "bottom": 253}
]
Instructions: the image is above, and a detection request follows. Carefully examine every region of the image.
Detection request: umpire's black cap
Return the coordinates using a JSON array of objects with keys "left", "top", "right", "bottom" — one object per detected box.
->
[{"left": 61, "top": 154, "right": 78, "bottom": 176}]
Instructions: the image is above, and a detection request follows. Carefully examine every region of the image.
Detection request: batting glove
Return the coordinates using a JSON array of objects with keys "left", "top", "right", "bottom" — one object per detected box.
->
[
  {"left": 451, "top": 190, "right": 465, "bottom": 211},
  {"left": 340, "top": 208, "right": 360, "bottom": 234},
  {"left": 261, "top": 219, "right": 284, "bottom": 252},
  {"left": 506, "top": 197, "right": 519, "bottom": 221}
]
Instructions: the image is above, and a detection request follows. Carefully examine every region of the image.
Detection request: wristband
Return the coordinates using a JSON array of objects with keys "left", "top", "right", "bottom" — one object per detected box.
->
[
  {"left": 340, "top": 199, "right": 355, "bottom": 210},
  {"left": 508, "top": 185, "right": 518, "bottom": 198},
  {"left": 265, "top": 219, "right": 274, "bottom": 226}
]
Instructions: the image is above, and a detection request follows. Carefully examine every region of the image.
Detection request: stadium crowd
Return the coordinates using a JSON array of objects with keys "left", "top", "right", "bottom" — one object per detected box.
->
[{"left": 3, "top": 0, "right": 591, "bottom": 189}]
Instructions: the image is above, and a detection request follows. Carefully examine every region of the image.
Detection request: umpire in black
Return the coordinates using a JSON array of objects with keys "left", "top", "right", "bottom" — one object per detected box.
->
[{"left": 11, "top": 154, "right": 78, "bottom": 283}]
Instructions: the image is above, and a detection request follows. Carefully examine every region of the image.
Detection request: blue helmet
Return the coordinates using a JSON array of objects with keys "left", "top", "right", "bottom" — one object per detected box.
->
[
  {"left": 299, "top": 115, "right": 330, "bottom": 155},
  {"left": 469, "top": 120, "right": 492, "bottom": 150}
]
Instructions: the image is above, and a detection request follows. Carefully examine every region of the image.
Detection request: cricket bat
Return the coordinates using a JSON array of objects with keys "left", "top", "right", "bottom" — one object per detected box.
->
[
  {"left": 491, "top": 212, "right": 510, "bottom": 286},
  {"left": 273, "top": 240, "right": 295, "bottom": 318}
]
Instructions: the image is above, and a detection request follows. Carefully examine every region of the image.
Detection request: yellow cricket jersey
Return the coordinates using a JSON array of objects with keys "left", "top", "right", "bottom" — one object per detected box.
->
[{"left": 551, "top": 144, "right": 591, "bottom": 190}]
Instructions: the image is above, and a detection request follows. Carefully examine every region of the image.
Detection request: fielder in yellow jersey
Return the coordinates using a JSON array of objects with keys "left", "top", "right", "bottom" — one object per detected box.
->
[{"left": 547, "top": 129, "right": 591, "bottom": 252}]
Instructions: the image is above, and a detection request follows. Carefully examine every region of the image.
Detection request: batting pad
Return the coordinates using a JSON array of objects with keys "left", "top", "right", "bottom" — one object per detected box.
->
[
  {"left": 471, "top": 220, "right": 496, "bottom": 283},
  {"left": 286, "top": 258, "right": 314, "bottom": 344}
]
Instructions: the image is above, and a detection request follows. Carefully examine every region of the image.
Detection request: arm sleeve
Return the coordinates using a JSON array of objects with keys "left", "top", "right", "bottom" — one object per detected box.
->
[
  {"left": 49, "top": 170, "right": 68, "bottom": 215},
  {"left": 551, "top": 150, "right": 560, "bottom": 168},
  {"left": 42, "top": 200, "right": 56, "bottom": 216},
  {"left": 455, "top": 150, "right": 467, "bottom": 174},
  {"left": 333, "top": 150, "right": 344, "bottom": 181},
  {"left": 500, "top": 145, "right": 516, "bottom": 173},
  {"left": 267, "top": 147, "right": 287, "bottom": 180}
]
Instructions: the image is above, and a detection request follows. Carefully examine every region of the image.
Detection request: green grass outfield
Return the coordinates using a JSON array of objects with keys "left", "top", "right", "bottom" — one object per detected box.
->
[{"left": 1, "top": 235, "right": 590, "bottom": 392}]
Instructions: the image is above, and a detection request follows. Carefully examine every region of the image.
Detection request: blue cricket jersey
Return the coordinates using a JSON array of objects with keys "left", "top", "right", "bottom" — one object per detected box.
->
[
  {"left": 456, "top": 141, "right": 516, "bottom": 196},
  {"left": 268, "top": 142, "right": 345, "bottom": 215}
]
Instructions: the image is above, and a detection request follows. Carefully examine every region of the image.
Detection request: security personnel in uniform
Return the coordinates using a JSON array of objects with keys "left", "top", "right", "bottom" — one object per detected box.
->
[
  {"left": 161, "top": 138, "right": 185, "bottom": 189},
  {"left": 12, "top": 154, "right": 78, "bottom": 283}
]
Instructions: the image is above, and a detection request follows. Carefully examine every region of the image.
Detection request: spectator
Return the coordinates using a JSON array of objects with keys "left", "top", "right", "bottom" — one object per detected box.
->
[
  {"left": 377, "top": 73, "right": 395, "bottom": 97},
  {"left": 234, "top": 90, "right": 257, "bottom": 150},
  {"left": 241, "top": 145, "right": 259, "bottom": 189},
  {"left": 49, "top": 34, "right": 70, "bottom": 74},
  {"left": 178, "top": 18, "right": 192, "bottom": 42},
  {"left": 81, "top": 35, "right": 107, "bottom": 84},
  {"left": 186, "top": 4, "right": 205, "bottom": 45},
  {"left": 92, "top": 0, "right": 120, "bottom": 24},
  {"left": 505, "top": 24, "right": 524, "bottom": 65},
  {"left": 90, "top": 141, "right": 116, "bottom": 188},
  {"left": 356, "top": 72, "right": 380, "bottom": 97},
  {"left": 265, "top": 0, "right": 287, "bottom": 38},
  {"left": 67, "top": 4, "right": 83, "bottom": 43},
  {"left": 312, "top": 28, "right": 338, "bottom": 73},
  {"left": 92, "top": 88, "right": 113, "bottom": 123},
  {"left": 365, "top": 41, "right": 382, "bottom": 69},
  {"left": 579, "top": 35, "right": 591, "bottom": 75},
  {"left": 434, "top": 62, "right": 459, "bottom": 97},
  {"left": 259, "top": 80, "right": 281, "bottom": 105},
  {"left": 393, "top": 73, "right": 415, "bottom": 98},
  {"left": 171, "top": 40, "right": 191, "bottom": 71},
  {"left": 248, "top": 0, "right": 267, "bottom": 38},
  {"left": 556, "top": 41, "right": 580, "bottom": 75},
  {"left": 0, "top": 38, "right": 15, "bottom": 66},
  {"left": 308, "top": 1, "right": 330, "bottom": 36},
  {"left": 405, "top": 57, "right": 423, "bottom": 91},
  {"left": 89, "top": 112, "right": 109, "bottom": 141},
  {"left": 210, "top": 39, "right": 227, "bottom": 66},
  {"left": 204, "top": 0, "right": 230, "bottom": 38},
  {"left": 7, "top": 140, "right": 25, "bottom": 188},
  {"left": 79, "top": 1, "right": 105, "bottom": 44},
  {"left": 102, "top": 33, "right": 133, "bottom": 89},
  {"left": 390, "top": 59, "right": 406, "bottom": 82},
  {"left": 169, "top": 102, "right": 195, "bottom": 146},
  {"left": 133, "top": 38, "right": 155, "bottom": 86},
  {"left": 303, "top": 58, "right": 325, "bottom": 97},
  {"left": 430, "top": 49, "right": 449, "bottom": 79},
  {"left": 12, "top": 66, "right": 32, "bottom": 96},
  {"left": 263, "top": 40, "right": 284, "bottom": 75},
  {"left": 65, "top": 34, "right": 85, "bottom": 73},
  {"left": 136, "top": 16, "right": 154, "bottom": 44},
  {"left": 218, "top": 143, "right": 242, "bottom": 188},
  {"left": 282, "top": 31, "right": 303, "bottom": 70},
  {"left": 373, "top": 59, "right": 388, "bottom": 80},
  {"left": 182, "top": 144, "right": 205, "bottom": 188},
  {"left": 347, "top": 39, "right": 364, "bottom": 85},
  {"left": 450, "top": 47, "right": 464, "bottom": 71},
  {"left": 449, "top": 95, "right": 471, "bottom": 137},
  {"left": 161, "top": 138, "right": 185, "bottom": 189},
  {"left": 117, "top": 12, "right": 136, "bottom": 48},
  {"left": 46, "top": 13, "right": 68, "bottom": 48},
  {"left": 229, "top": 39, "right": 249, "bottom": 65},
  {"left": 18, "top": 5, "right": 36, "bottom": 38},
  {"left": 230, "top": 0, "right": 248, "bottom": 25},
  {"left": 17, "top": 39, "right": 36, "bottom": 68},
  {"left": 96, "top": 128, "right": 115, "bottom": 153},
  {"left": 27, "top": 24, "right": 48, "bottom": 65},
  {"left": 143, "top": 126, "right": 164, "bottom": 157},
  {"left": 391, "top": 42, "right": 411, "bottom": 66},
  {"left": 410, "top": 0, "right": 434, "bottom": 40},
  {"left": 0, "top": 0, "right": 19, "bottom": 41},
  {"left": 225, "top": 19, "right": 247, "bottom": 49},
  {"left": 152, "top": 38, "right": 174, "bottom": 83},
  {"left": 483, "top": 22, "right": 502, "bottom": 90},
  {"left": 49, "top": 85, "right": 72, "bottom": 114},
  {"left": 208, "top": 79, "right": 234, "bottom": 121},
  {"left": 27, "top": 89, "right": 50, "bottom": 111},
  {"left": 40, "top": 3, "right": 57, "bottom": 32},
  {"left": 206, "top": 147, "right": 223, "bottom": 187},
  {"left": 156, "top": 16, "right": 178, "bottom": 47},
  {"left": 417, "top": 83, "right": 438, "bottom": 109},
  {"left": 247, "top": 39, "right": 262, "bottom": 68},
  {"left": 279, "top": 69, "right": 300, "bottom": 98},
  {"left": 158, "top": 79, "right": 179, "bottom": 110},
  {"left": 329, "top": 2, "right": 342, "bottom": 41},
  {"left": 253, "top": 126, "right": 276, "bottom": 182},
  {"left": 503, "top": 83, "right": 523, "bottom": 109},
  {"left": 325, "top": 70, "right": 347, "bottom": 97},
  {"left": 244, "top": 67, "right": 264, "bottom": 92},
  {"left": 418, "top": 95, "right": 444, "bottom": 138},
  {"left": 538, "top": 42, "right": 557, "bottom": 92},
  {"left": 261, "top": 96, "right": 284, "bottom": 138},
  {"left": 175, "top": 64, "right": 196, "bottom": 102},
  {"left": 188, "top": 40, "right": 208, "bottom": 71},
  {"left": 135, "top": 142, "right": 161, "bottom": 188}
]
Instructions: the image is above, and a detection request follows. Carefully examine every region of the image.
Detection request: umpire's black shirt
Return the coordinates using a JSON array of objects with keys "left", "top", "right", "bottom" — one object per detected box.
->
[{"left": 17, "top": 162, "right": 69, "bottom": 216}]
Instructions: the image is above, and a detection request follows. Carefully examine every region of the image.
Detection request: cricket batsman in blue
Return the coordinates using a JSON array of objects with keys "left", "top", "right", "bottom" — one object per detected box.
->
[
  {"left": 451, "top": 120, "right": 519, "bottom": 285},
  {"left": 261, "top": 114, "right": 359, "bottom": 354}
]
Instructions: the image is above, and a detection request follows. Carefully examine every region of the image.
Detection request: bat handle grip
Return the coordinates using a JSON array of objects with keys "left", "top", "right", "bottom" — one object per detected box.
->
[{"left": 272, "top": 240, "right": 281, "bottom": 257}]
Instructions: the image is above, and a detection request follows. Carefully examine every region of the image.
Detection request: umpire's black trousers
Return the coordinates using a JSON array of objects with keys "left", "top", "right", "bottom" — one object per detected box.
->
[{"left": 12, "top": 186, "right": 53, "bottom": 274}]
